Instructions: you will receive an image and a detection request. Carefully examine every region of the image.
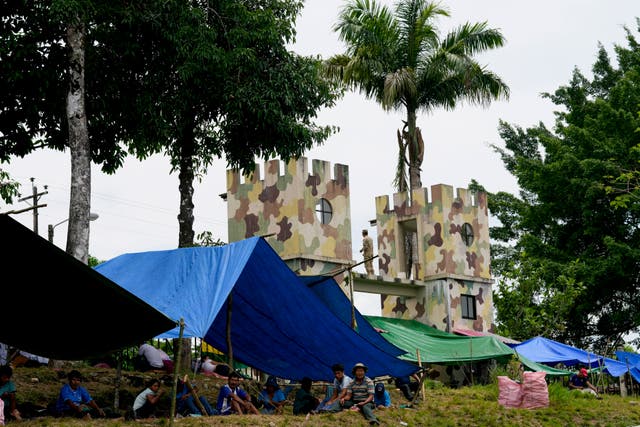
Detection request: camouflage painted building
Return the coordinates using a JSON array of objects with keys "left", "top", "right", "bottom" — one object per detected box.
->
[
  {"left": 225, "top": 157, "right": 495, "bottom": 335},
  {"left": 225, "top": 157, "right": 353, "bottom": 285},
  {"left": 372, "top": 184, "right": 495, "bottom": 334}
]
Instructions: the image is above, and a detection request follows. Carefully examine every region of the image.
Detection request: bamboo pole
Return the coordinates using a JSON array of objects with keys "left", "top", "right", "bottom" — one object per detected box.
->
[
  {"left": 169, "top": 318, "right": 185, "bottom": 427},
  {"left": 184, "top": 374, "right": 207, "bottom": 415},
  {"left": 417, "top": 349, "right": 425, "bottom": 402},
  {"left": 226, "top": 293, "right": 234, "bottom": 370}
]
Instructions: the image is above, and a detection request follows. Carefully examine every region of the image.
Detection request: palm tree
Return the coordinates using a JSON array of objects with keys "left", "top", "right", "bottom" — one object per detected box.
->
[{"left": 328, "top": 0, "right": 509, "bottom": 191}]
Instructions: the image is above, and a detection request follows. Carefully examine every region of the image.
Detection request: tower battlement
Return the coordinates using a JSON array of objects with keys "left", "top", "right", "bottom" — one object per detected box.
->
[
  {"left": 375, "top": 184, "right": 487, "bottom": 218},
  {"left": 227, "top": 157, "right": 349, "bottom": 192},
  {"left": 374, "top": 183, "right": 490, "bottom": 281},
  {"left": 225, "top": 157, "right": 352, "bottom": 276}
]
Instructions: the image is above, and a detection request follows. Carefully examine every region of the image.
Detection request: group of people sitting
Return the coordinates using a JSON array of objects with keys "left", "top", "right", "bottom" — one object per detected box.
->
[{"left": 133, "top": 360, "right": 397, "bottom": 425}]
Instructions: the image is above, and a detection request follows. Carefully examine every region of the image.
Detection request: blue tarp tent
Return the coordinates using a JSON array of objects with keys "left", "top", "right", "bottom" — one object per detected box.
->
[
  {"left": 612, "top": 351, "right": 640, "bottom": 382},
  {"left": 95, "top": 237, "right": 418, "bottom": 381},
  {"left": 511, "top": 336, "right": 603, "bottom": 368},
  {"left": 298, "top": 275, "right": 406, "bottom": 357}
]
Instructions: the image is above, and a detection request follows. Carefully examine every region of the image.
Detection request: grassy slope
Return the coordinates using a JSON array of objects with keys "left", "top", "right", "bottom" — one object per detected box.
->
[{"left": 10, "top": 366, "right": 640, "bottom": 426}]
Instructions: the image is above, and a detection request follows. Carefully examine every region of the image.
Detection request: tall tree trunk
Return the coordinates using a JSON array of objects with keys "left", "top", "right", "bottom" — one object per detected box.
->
[
  {"left": 177, "top": 115, "right": 195, "bottom": 248},
  {"left": 65, "top": 18, "right": 91, "bottom": 265},
  {"left": 175, "top": 114, "right": 196, "bottom": 373},
  {"left": 407, "top": 108, "right": 423, "bottom": 191}
]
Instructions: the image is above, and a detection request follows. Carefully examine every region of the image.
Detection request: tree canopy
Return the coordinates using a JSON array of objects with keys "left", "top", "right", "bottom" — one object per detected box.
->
[
  {"left": 490, "top": 18, "right": 640, "bottom": 352},
  {"left": 1, "top": 0, "right": 340, "bottom": 251},
  {"left": 328, "top": 0, "right": 508, "bottom": 191}
]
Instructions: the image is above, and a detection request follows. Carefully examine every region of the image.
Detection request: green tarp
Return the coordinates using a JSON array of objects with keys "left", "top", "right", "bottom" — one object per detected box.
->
[
  {"left": 515, "top": 352, "right": 573, "bottom": 376},
  {"left": 364, "top": 316, "right": 515, "bottom": 364}
]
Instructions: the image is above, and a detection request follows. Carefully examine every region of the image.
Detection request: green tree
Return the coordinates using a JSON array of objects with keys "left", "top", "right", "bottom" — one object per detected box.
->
[
  {"left": 0, "top": 1, "right": 142, "bottom": 263},
  {"left": 1, "top": 1, "right": 338, "bottom": 259},
  {"left": 490, "top": 19, "right": 640, "bottom": 351},
  {"left": 120, "top": 0, "right": 339, "bottom": 248},
  {"left": 328, "top": 0, "right": 509, "bottom": 191}
]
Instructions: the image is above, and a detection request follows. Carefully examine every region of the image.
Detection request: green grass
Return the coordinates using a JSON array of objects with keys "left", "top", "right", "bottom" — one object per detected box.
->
[{"left": 10, "top": 366, "right": 640, "bottom": 427}]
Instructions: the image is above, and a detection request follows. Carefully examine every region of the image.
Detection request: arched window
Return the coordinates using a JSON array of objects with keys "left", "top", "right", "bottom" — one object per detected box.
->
[{"left": 315, "top": 198, "right": 332, "bottom": 225}]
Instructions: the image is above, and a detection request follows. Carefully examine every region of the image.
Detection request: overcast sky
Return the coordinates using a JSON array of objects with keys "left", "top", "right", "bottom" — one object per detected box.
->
[{"left": 4, "top": 1, "right": 639, "bottom": 315}]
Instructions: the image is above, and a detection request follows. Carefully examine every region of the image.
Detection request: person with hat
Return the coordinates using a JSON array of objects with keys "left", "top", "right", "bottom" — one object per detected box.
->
[
  {"left": 340, "top": 363, "right": 380, "bottom": 425},
  {"left": 373, "top": 382, "right": 391, "bottom": 409},
  {"left": 257, "top": 376, "right": 287, "bottom": 414},
  {"left": 568, "top": 368, "right": 599, "bottom": 397}
]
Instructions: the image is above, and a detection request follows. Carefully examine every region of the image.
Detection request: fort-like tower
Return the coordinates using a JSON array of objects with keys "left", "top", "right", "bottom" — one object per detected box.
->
[
  {"left": 225, "top": 158, "right": 495, "bottom": 334},
  {"left": 373, "top": 184, "right": 494, "bottom": 333},
  {"left": 225, "top": 157, "right": 353, "bottom": 282}
]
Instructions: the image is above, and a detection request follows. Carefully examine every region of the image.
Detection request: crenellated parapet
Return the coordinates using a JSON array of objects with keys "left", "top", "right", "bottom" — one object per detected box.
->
[
  {"left": 375, "top": 183, "right": 490, "bottom": 281},
  {"left": 226, "top": 157, "right": 352, "bottom": 274}
]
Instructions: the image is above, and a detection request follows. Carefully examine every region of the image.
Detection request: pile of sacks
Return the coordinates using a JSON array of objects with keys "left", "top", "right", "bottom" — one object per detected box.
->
[{"left": 497, "top": 371, "right": 549, "bottom": 409}]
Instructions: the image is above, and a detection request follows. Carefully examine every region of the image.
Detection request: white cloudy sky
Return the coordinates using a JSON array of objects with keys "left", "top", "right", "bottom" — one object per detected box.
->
[{"left": 4, "top": 1, "right": 639, "bottom": 315}]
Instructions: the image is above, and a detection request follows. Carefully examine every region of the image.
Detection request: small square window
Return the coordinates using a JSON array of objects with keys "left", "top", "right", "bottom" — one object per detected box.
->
[{"left": 461, "top": 294, "right": 476, "bottom": 320}]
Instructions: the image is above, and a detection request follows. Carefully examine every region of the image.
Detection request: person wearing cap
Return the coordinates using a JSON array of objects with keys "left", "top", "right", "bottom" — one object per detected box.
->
[
  {"left": 341, "top": 363, "right": 380, "bottom": 425},
  {"left": 316, "top": 363, "right": 352, "bottom": 412},
  {"left": 568, "top": 368, "right": 599, "bottom": 397},
  {"left": 373, "top": 382, "right": 391, "bottom": 409},
  {"left": 257, "top": 376, "right": 287, "bottom": 414}
]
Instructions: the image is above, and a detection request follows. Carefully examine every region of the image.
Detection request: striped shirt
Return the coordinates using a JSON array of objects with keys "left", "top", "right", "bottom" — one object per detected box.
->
[{"left": 346, "top": 376, "right": 374, "bottom": 403}]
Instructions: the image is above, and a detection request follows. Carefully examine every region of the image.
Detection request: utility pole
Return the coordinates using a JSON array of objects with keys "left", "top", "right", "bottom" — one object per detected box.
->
[{"left": 17, "top": 177, "right": 48, "bottom": 234}]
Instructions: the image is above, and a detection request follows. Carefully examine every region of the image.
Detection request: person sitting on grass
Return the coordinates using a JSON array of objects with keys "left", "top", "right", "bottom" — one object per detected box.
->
[
  {"left": 0, "top": 365, "right": 22, "bottom": 422},
  {"left": 54, "top": 370, "right": 106, "bottom": 420},
  {"left": 316, "top": 363, "right": 351, "bottom": 413},
  {"left": 293, "top": 377, "right": 320, "bottom": 415},
  {"left": 340, "top": 363, "right": 379, "bottom": 425},
  {"left": 176, "top": 377, "right": 217, "bottom": 416},
  {"left": 132, "top": 378, "right": 165, "bottom": 419},
  {"left": 216, "top": 371, "right": 259, "bottom": 415},
  {"left": 568, "top": 368, "right": 600, "bottom": 398},
  {"left": 373, "top": 382, "right": 391, "bottom": 409},
  {"left": 258, "top": 376, "right": 287, "bottom": 414}
]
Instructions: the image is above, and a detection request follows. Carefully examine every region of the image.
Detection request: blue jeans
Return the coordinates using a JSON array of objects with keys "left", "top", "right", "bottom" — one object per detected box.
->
[{"left": 179, "top": 396, "right": 218, "bottom": 416}]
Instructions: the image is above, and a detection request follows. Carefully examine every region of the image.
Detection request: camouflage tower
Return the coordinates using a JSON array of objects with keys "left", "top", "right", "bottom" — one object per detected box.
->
[
  {"left": 371, "top": 184, "right": 494, "bottom": 333},
  {"left": 225, "top": 157, "right": 353, "bottom": 283}
]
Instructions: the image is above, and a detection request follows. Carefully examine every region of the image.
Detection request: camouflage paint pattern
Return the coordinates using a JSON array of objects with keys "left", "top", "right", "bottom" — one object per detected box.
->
[
  {"left": 225, "top": 157, "right": 495, "bottom": 334},
  {"left": 226, "top": 157, "right": 353, "bottom": 278},
  {"left": 376, "top": 184, "right": 495, "bottom": 333}
]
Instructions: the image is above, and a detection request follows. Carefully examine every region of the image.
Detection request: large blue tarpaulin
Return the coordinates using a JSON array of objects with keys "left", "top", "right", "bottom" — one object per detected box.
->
[
  {"left": 95, "top": 237, "right": 418, "bottom": 381},
  {"left": 297, "top": 275, "right": 406, "bottom": 357},
  {"left": 511, "top": 336, "right": 603, "bottom": 368}
]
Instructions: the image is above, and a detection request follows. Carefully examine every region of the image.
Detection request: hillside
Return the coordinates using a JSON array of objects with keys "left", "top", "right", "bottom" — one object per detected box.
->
[{"left": 8, "top": 365, "right": 640, "bottom": 426}]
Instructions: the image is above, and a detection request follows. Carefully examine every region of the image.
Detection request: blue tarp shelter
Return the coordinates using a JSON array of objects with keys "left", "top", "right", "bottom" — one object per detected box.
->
[
  {"left": 612, "top": 351, "right": 640, "bottom": 382},
  {"left": 298, "top": 275, "right": 406, "bottom": 357},
  {"left": 95, "top": 237, "right": 418, "bottom": 381},
  {"left": 511, "top": 336, "right": 603, "bottom": 368}
]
